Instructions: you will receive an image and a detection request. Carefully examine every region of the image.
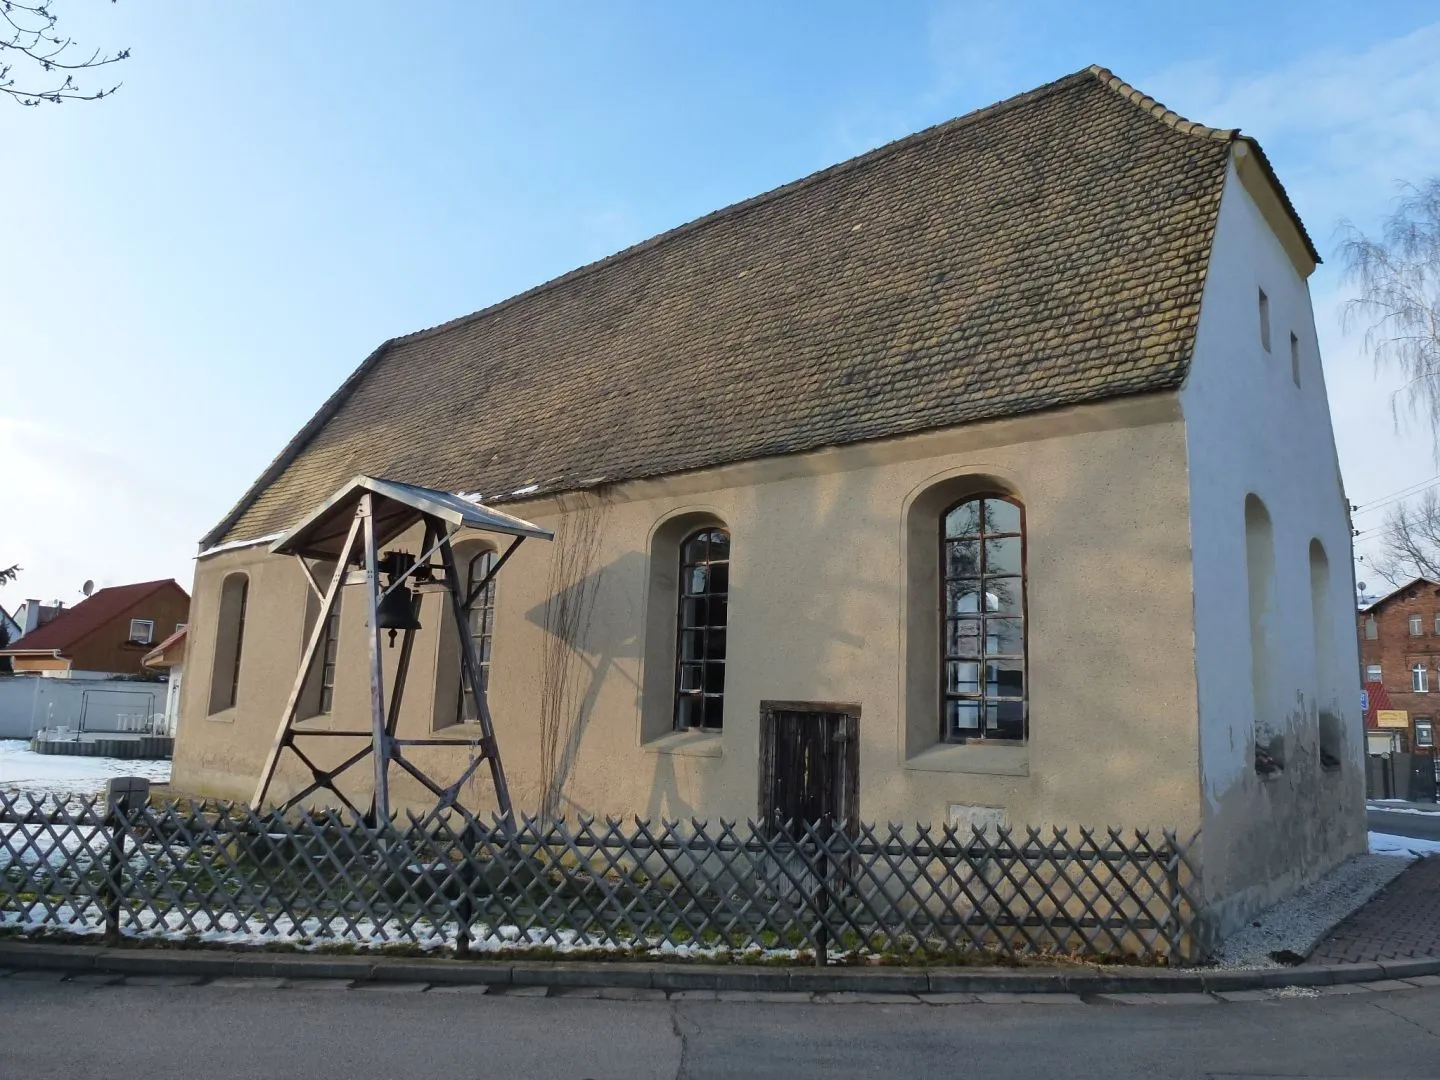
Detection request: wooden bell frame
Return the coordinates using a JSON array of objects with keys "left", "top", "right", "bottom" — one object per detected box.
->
[{"left": 248, "top": 476, "right": 553, "bottom": 823}]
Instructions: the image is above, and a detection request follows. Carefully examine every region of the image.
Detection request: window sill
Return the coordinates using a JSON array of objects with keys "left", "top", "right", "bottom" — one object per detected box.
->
[
  {"left": 428, "top": 722, "right": 487, "bottom": 741},
  {"left": 905, "top": 741, "right": 1028, "bottom": 777},
  {"left": 205, "top": 709, "right": 236, "bottom": 724},
  {"left": 642, "top": 729, "right": 723, "bottom": 758}
]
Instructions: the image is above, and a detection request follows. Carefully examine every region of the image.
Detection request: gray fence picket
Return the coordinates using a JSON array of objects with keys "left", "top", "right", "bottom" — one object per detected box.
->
[{"left": 0, "top": 793, "right": 1202, "bottom": 963}]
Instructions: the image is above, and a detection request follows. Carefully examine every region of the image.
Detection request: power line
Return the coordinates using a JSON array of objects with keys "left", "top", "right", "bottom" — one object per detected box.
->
[{"left": 1352, "top": 473, "right": 1440, "bottom": 515}]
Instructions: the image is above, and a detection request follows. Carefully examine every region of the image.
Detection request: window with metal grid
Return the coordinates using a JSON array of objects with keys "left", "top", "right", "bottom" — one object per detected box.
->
[
  {"left": 675, "top": 528, "right": 729, "bottom": 731},
  {"left": 942, "top": 495, "right": 1026, "bottom": 742},
  {"left": 458, "top": 549, "right": 497, "bottom": 723},
  {"left": 317, "top": 598, "right": 342, "bottom": 715}
]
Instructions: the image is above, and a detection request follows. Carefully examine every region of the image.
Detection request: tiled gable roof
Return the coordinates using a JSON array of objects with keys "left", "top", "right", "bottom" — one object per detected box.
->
[
  {"left": 0, "top": 580, "right": 186, "bottom": 655},
  {"left": 1359, "top": 577, "right": 1440, "bottom": 613},
  {"left": 208, "top": 65, "right": 1311, "bottom": 547}
]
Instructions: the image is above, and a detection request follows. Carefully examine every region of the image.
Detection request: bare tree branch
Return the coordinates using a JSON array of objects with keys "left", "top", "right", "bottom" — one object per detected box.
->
[
  {"left": 1372, "top": 489, "right": 1440, "bottom": 586},
  {"left": 1340, "top": 178, "right": 1440, "bottom": 448},
  {"left": 0, "top": 1, "right": 129, "bottom": 107}
]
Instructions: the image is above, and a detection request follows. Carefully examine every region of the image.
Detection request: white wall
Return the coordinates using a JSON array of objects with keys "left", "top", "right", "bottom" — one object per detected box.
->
[
  {"left": 0, "top": 677, "right": 166, "bottom": 739},
  {"left": 1181, "top": 153, "right": 1367, "bottom": 933}
]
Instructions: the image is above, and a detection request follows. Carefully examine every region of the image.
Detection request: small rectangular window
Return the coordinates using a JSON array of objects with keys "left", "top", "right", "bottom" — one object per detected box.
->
[
  {"left": 1365, "top": 615, "right": 1378, "bottom": 639},
  {"left": 1367, "top": 664, "right": 1382, "bottom": 683},
  {"left": 129, "top": 619, "right": 154, "bottom": 644},
  {"left": 1412, "top": 615, "right": 1424, "bottom": 636},
  {"left": 1417, "top": 719, "right": 1435, "bottom": 748},
  {"left": 1414, "top": 664, "right": 1429, "bottom": 693},
  {"left": 1290, "top": 332, "right": 1301, "bottom": 387},
  {"left": 1258, "top": 289, "right": 1271, "bottom": 352}
]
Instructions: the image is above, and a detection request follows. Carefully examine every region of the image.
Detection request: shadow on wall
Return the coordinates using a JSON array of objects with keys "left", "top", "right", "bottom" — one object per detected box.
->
[{"left": 522, "top": 491, "right": 636, "bottom": 819}]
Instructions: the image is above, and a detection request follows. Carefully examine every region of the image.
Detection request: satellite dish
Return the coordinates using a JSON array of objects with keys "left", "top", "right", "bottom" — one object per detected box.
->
[
  {"left": 1358, "top": 581, "right": 1368, "bottom": 593},
  {"left": 81, "top": 580, "right": 94, "bottom": 597}
]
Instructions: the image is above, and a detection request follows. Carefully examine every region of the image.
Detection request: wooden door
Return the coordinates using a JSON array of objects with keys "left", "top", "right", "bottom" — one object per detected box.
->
[{"left": 759, "top": 701, "right": 859, "bottom": 834}]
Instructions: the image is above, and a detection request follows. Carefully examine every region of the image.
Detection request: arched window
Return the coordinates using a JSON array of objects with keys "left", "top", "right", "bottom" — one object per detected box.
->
[
  {"left": 1245, "top": 494, "right": 1280, "bottom": 771},
  {"left": 675, "top": 528, "right": 730, "bottom": 731},
  {"left": 942, "top": 495, "right": 1025, "bottom": 742},
  {"left": 457, "top": 547, "right": 498, "bottom": 723},
  {"left": 208, "top": 572, "right": 249, "bottom": 714},
  {"left": 1310, "top": 539, "right": 1342, "bottom": 769},
  {"left": 300, "top": 570, "right": 342, "bottom": 719}
]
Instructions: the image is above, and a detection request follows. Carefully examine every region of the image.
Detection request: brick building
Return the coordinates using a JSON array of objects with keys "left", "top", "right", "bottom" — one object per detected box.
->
[{"left": 1358, "top": 577, "right": 1440, "bottom": 753}]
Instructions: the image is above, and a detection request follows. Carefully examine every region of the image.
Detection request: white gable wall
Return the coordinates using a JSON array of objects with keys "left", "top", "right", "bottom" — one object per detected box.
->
[{"left": 1181, "top": 154, "right": 1367, "bottom": 938}]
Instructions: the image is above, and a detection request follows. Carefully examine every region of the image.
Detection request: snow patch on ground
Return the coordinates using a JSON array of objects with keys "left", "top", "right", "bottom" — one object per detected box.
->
[
  {"left": 0, "top": 740, "right": 170, "bottom": 796},
  {"left": 1210, "top": 849, "right": 1414, "bottom": 968},
  {"left": 0, "top": 904, "right": 806, "bottom": 963},
  {"left": 1369, "top": 830, "right": 1440, "bottom": 859},
  {"left": 1367, "top": 802, "right": 1440, "bottom": 816}
]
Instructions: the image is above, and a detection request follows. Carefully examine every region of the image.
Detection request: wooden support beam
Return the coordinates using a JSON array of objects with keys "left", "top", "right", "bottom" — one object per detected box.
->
[
  {"left": 382, "top": 520, "right": 429, "bottom": 740},
  {"left": 377, "top": 522, "right": 453, "bottom": 603},
  {"left": 360, "top": 493, "right": 392, "bottom": 822},
  {"left": 295, "top": 556, "right": 324, "bottom": 600},
  {"left": 389, "top": 747, "right": 451, "bottom": 803},
  {"left": 439, "top": 533, "right": 514, "bottom": 821},
  {"left": 465, "top": 536, "right": 525, "bottom": 610},
  {"left": 276, "top": 744, "right": 373, "bottom": 816}
]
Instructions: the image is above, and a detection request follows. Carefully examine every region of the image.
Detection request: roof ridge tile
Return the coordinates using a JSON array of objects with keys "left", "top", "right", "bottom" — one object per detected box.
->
[{"left": 1085, "top": 64, "right": 1236, "bottom": 141}]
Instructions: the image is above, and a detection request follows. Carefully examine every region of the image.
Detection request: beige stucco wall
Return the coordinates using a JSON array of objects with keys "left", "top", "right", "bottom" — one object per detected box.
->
[{"left": 173, "top": 392, "right": 1202, "bottom": 835}]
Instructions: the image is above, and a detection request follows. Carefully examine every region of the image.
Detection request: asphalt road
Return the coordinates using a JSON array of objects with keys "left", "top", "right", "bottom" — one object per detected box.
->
[
  {"left": 5, "top": 974, "right": 1440, "bottom": 1080},
  {"left": 1368, "top": 804, "right": 1440, "bottom": 840}
]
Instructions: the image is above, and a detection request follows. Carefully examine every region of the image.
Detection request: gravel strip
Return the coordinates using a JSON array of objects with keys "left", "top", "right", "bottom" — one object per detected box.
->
[{"left": 1211, "top": 854, "right": 1413, "bottom": 968}]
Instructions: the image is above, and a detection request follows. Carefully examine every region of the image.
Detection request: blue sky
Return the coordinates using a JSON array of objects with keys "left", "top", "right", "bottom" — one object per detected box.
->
[{"left": 2, "top": 1, "right": 1439, "bottom": 611}]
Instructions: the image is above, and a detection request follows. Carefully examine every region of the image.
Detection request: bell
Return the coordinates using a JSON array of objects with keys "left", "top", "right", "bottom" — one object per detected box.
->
[{"left": 376, "top": 583, "right": 422, "bottom": 646}]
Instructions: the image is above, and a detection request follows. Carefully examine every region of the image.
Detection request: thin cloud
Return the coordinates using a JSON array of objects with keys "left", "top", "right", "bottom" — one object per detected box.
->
[{"left": 1139, "top": 22, "right": 1440, "bottom": 575}]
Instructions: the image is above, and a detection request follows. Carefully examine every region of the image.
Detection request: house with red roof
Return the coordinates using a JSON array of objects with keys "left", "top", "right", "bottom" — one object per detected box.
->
[{"left": 0, "top": 580, "right": 190, "bottom": 677}]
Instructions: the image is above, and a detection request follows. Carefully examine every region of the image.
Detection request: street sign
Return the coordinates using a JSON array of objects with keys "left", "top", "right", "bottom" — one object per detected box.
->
[{"left": 1361, "top": 690, "right": 1370, "bottom": 712}]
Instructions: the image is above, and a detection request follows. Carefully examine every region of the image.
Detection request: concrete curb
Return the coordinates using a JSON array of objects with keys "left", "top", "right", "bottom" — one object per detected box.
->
[{"left": 4, "top": 940, "right": 1440, "bottom": 994}]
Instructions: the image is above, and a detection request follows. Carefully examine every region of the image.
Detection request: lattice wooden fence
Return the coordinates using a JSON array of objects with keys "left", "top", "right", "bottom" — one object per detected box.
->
[{"left": 0, "top": 792, "right": 1202, "bottom": 963}]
